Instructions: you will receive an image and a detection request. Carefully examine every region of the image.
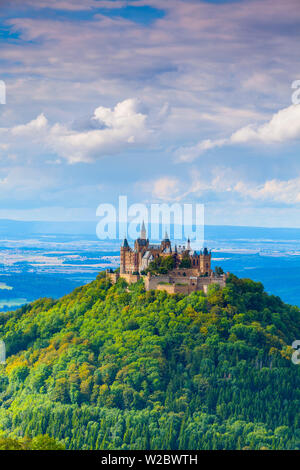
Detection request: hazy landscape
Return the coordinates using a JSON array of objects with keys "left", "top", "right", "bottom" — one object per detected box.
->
[{"left": 0, "top": 221, "right": 299, "bottom": 310}]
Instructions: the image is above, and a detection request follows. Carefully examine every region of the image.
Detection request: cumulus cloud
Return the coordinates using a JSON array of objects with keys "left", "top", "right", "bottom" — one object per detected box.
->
[
  {"left": 11, "top": 113, "right": 48, "bottom": 136},
  {"left": 234, "top": 177, "right": 300, "bottom": 204},
  {"left": 186, "top": 172, "right": 300, "bottom": 205},
  {"left": 151, "top": 177, "right": 180, "bottom": 200},
  {"left": 0, "top": 99, "right": 150, "bottom": 163},
  {"left": 139, "top": 176, "right": 181, "bottom": 201},
  {"left": 231, "top": 105, "right": 300, "bottom": 144},
  {"left": 144, "top": 167, "right": 300, "bottom": 206},
  {"left": 140, "top": 170, "right": 242, "bottom": 203},
  {"left": 176, "top": 105, "right": 300, "bottom": 162}
]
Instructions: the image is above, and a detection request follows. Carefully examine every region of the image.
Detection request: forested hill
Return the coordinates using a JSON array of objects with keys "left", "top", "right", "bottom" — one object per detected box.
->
[{"left": 0, "top": 273, "right": 299, "bottom": 450}]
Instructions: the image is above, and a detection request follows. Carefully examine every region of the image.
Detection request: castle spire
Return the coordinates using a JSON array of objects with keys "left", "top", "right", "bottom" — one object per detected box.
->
[
  {"left": 164, "top": 230, "right": 169, "bottom": 240},
  {"left": 140, "top": 220, "right": 146, "bottom": 240},
  {"left": 187, "top": 238, "right": 191, "bottom": 251},
  {"left": 122, "top": 237, "right": 129, "bottom": 248}
]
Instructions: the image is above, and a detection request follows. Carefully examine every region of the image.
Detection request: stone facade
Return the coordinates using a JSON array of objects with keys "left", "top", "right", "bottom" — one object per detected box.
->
[
  {"left": 119, "top": 222, "right": 211, "bottom": 276},
  {"left": 106, "top": 222, "right": 227, "bottom": 295},
  {"left": 144, "top": 271, "right": 226, "bottom": 294}
]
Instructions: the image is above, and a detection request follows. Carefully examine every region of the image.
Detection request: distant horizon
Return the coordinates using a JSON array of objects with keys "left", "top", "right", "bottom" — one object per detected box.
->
[{"left": 1, "top": 218, "right": 300, "bottom": 231}]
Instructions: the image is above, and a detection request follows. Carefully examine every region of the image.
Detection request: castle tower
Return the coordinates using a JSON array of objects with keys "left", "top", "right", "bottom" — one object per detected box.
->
[
  {"left": 120, "top": 238, "right": 130, "bottom": 274},
  {"left": 161, "top": 230, "right": 171, "bottom": 253},
  {"left": 140, "top": 220, "right": 146, "bottom": 240},
  {"left": 199, "top": 247, "right": 211, "bottom": 275}
]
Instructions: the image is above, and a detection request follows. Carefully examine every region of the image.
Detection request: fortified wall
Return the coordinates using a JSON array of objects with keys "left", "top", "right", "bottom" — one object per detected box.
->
[{"left": 106, "top": 270, "right": 226, "bottom": 295}]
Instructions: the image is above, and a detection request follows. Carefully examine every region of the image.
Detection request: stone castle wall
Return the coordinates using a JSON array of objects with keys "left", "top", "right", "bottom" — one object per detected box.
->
[
  {"left": 107, "top": 269, "right": 227, "bottom": 296},
  {"left": 106, "top": 271, "right": 140, "bottom": 285},
  {"left": 120, "top": 273, "right": 140, "bottom": 284},
  {"left": 144, "top": 274, "right": 170, "bottom": 290}
]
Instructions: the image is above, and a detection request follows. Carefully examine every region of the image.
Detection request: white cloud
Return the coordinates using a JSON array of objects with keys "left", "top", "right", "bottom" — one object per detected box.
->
[
  {"left": 11, "top": 113, "right": 48, "bottom": 136},
  {"left": 139, "top": 176, "right": 181, "bottom": 201},
  {"left": 231, "top": 105, "right": 300, "bottom": 144},
  {"left": 154, "top": 167, "right": 300, "bottom": 206},
  {"left": 176, "top": 105, "right": 300, "bottom": 162},
  {"left": 175, "top": 139, "right": 226, "bottom": 163},
  {"left": 0, "top": 99, "right": 150, "bottom": 164},
  {"left": 0, "top": 166, "right": 56, "bottom": 200},
  {"left": 234, "top": 177, "right": 300, "bottom": 204}
]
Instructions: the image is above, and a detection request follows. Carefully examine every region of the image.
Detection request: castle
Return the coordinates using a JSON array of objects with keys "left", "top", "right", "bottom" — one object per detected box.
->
[{"left": 107, "top": 222, "right": 227, "bottom": 295}]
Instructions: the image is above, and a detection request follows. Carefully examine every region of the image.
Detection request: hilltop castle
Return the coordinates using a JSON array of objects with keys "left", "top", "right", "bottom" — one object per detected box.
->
[{"left": 107, "top": 222, "right": 227, "bottom": 295}]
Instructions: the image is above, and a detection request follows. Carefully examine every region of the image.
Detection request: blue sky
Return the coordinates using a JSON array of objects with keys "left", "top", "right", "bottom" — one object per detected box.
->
[{"left": 0, "top": 0, "right": 300, "bottom": 227}]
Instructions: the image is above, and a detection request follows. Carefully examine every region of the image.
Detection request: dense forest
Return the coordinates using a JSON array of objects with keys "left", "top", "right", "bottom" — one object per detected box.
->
[{"left": 0, "top": 272, "right": 299, "bottom": 450}]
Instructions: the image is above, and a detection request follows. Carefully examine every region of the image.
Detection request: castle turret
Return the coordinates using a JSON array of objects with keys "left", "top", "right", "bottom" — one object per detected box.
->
[
  {"left": 187, "top": 238, "right": 191, "bottom": 251},
  {"left": 140, "top": 220, "right": 146, "bottom": 240}
]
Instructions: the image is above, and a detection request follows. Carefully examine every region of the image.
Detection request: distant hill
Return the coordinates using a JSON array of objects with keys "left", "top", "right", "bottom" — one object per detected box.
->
[{"left": 0, "top": 273, "right": 299, "bottom": 450}]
